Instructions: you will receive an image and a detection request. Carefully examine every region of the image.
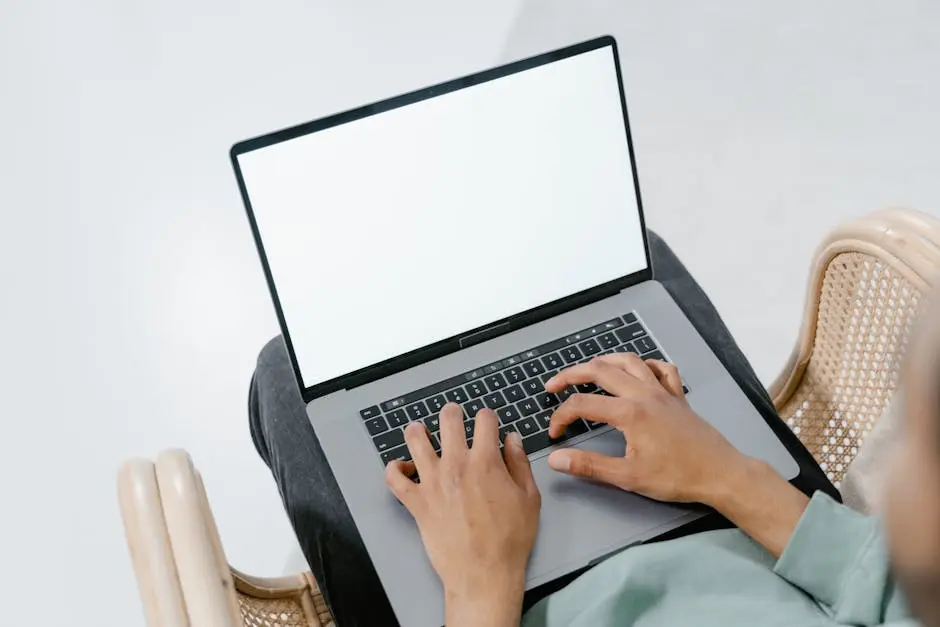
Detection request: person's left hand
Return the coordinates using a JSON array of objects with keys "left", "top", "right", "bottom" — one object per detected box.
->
[{"left": 385, "top": 403, "right": 541, "bottom": 627}]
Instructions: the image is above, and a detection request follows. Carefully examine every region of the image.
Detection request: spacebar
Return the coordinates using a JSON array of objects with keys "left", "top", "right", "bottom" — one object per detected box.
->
[
  {"left": 522, "top": 421, "right": 591, "bottom": 455},
  {"left": 522, "top": 431, "right": 553, "bottom": 455}
]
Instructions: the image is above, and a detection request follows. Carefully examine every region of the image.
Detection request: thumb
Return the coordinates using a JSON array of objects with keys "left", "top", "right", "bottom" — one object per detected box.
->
[
  {"left": 504, "top": 432, "right": 539, "bottom": 498},
  {"left": 547, "top": 448, "right": 625, "bottom": 484}
]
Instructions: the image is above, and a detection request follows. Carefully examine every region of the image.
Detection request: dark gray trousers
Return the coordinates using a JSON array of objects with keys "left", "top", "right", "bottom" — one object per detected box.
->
[{"left": 248, "top": 232, "right": 837, "bottom": 626}]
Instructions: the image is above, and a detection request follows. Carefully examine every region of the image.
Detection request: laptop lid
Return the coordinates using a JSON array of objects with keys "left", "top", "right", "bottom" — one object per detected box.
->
[{"left": 231, "top": 36, "right": 650, "bottom": 402}]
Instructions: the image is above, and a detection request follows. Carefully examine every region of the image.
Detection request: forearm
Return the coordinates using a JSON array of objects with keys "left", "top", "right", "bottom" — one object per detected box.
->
[
  {"left": 706, "top": 456, "right": 810, "bottom": 558},
  {"left": 445, "top": 577, "right": 525, "bottom": 627}
]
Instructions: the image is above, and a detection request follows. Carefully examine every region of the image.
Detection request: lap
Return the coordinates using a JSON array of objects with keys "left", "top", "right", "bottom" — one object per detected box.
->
[{"left": 248, "top": 231, "right": 835, "bottom": 626}]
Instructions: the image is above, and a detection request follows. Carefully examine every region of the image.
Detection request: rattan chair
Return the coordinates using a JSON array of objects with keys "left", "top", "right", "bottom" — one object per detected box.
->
[
  {"left": 117, "top": 450, "right": 335, "bottom": 627},
  {"left": 118, "top": 208, "right": 940, "bottom": 626},
  {"left": 770, "top": 207, "right": 940, "bottom": 485}
]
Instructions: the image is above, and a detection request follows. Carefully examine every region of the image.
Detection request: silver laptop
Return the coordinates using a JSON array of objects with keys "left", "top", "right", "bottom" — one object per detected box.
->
[{"left": 231, "top": 36, "right": 799, "bottom": 627}]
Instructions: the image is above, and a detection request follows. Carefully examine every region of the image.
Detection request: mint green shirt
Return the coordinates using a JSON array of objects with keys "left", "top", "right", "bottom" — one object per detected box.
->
[{"left": 523, "top": 493, "right": 915, "bottom": 626}]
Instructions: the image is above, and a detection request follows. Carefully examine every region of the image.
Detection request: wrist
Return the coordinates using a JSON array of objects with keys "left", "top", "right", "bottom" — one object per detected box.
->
[
  {"left": 444, "top": 571, "right": 526, "bottom": 627},
  {"left": 701, "top": 454, "right": 768, "bottom": 512}
]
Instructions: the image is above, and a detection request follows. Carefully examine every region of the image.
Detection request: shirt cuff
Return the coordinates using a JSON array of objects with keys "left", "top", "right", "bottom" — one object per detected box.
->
[{"left": 774, "top": 491, "right": 891, "bottom": 624}]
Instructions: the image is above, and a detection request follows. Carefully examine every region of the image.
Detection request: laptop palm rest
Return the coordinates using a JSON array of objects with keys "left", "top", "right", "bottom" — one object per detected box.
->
[{"left": 524, "top": 428, "right": 702, "bottom": 589}]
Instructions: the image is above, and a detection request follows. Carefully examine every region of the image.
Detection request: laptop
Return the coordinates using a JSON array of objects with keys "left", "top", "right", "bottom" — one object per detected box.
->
[{"left": 230, "top": 36, "right": 799, "bottom": 627}]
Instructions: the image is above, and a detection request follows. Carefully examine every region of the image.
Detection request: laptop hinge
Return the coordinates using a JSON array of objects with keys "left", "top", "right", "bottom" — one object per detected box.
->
[{"left": 459, "top": 322, "right": 511, "bottom": 349}]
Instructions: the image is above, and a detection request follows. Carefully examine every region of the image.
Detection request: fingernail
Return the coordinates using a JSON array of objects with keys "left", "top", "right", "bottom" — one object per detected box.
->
[
  {"left": 547, "top": 451, "right": 571, "bottom": 472},
  {"left": 508, "top": 432, "right": 523, "bottom": 450},
  {"left": 544, "top": 376, "right": 557, "bottom": 388}
]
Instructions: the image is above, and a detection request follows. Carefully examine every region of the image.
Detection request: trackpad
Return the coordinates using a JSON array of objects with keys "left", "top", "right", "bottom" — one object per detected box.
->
[{"left": 524, "top": 430, "right": 701, "bottom": 587}]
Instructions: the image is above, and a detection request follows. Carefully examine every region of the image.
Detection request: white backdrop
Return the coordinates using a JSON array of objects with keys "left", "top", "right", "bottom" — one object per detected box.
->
[{"left": 1, "top": 1, "right": 938, "bottom": 624}]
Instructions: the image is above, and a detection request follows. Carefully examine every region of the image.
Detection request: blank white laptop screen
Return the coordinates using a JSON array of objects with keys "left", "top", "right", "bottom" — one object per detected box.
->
[{"left": 236, "top": 45, "right": 647, "bottom": 390}]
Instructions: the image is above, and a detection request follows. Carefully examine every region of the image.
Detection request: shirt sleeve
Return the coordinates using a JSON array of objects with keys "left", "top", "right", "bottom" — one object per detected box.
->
[{"left": 773, "top": 491, "right": 908, "bottom": 625}]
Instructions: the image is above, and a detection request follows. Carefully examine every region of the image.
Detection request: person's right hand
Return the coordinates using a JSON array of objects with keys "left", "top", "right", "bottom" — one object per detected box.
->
[{"left": 543, "top": 353, "right": 752, "bottom": 506}]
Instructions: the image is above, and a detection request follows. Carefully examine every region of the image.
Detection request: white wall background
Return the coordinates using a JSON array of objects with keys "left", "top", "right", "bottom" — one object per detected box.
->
[{"left": 1, "top": 1, "right": 937, "bottom": 624}]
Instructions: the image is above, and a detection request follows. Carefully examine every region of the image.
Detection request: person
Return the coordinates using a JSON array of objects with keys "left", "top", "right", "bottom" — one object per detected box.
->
[{"left": 249, "top": 232, "right": 931, "bottom": 626}]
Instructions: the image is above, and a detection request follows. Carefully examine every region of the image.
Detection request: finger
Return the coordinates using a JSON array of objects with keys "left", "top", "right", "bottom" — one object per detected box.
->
[
  {"left": 544, "top": 358, "right": 640, "bottom": 396},
  {"left": 439, "top": 403, "right": 468, "bottom": 455},
  {"left": 547, "top": 448, "right": 626, "bottom": 485},
  {"left": 385, "top": 460, "right": 421, "bottom": 509},
  {"left": 595, "top": 352, "right": 659, "bottom": 385},
  {"left": 549, "top": 393, "right": 627, "bottom": 438},
  {"left": 404, "top": 421, "right": 438, "bottom": 473},
  {"left": 471, "top": 409, "right": 500, "bottom": 455},
  {"left": 645, "top": 360, "right": 684, "bottom": 397},
  {"left": 503, "top": 432, "right": 539, "bottom": 499}
]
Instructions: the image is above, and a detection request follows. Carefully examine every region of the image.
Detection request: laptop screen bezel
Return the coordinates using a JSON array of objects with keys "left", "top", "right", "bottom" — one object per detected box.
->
[{"left": 230, "top": 35, "right": 652, "bottom": 403}]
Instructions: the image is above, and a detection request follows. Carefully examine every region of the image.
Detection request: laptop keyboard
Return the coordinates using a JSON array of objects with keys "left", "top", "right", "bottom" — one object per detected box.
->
[{"left": 360, "top": 311, "right": 687, "bottom": 465}]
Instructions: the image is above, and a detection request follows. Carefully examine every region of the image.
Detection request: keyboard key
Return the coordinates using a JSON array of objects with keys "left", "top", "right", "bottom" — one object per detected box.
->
[
  {"left": 466, "top": 380, "right": 488, "bottom": 398},
  {"left": 601, "top": 350, "right": 615, "bottom": 355},
  {"left": 429, "top": 433, "right": 441, "bottom": 452},
  {"left": 502, "top": 355, "right": 522, "bottom": 369},
  {"left": 498, "top": 424, "right": 517, "bottom": 444},
  {"left": 682, "top": 385, "right": 689, "bottom": 395},
  {"left": 484, "top": 373, "right": 508, "bottom": 391},
  {"left": 616, "top": 342, "right": 638, "bottom": 354},
  {"left": 519, "top": 349, "right": 541, "bottom": 361},
  {"left": 522, "top": 430, "right": 553, "bottom": 455},
  {"left": 561, "top": 346, "right": 582, "bottom": 363},
  {"left": 635, "top": 336, "right": 657, "bottom": 354},
  {"left": 542, "top": 353, "right": 564, "bottom": 370},
  {"left": 644, "top": 350, "right": 665, "bottom": 362},
  {"left": 498, "top": 405, "right": 521, "bottom": 424},
  {"left": 576, "top": 382, "right": 598, "bottom": 394},
  {"left": 380, "top": 445, "right": 411, "bottom": 465},
  {"left": 600, "top": 317, "right": 625, "bottom": 331},
  {"left": 522, "top": 378, "right": 543, "bottom": 396},
  {"left": 406, "top": 401, "right": 429, "bottom": 420},
  {"left": 523, "top": 360, "right": 545, "bottom": 377},
  {"left": 463, "top": 399, "right": 486, "bottom": 419},
  {"left": 464, "top": 419, "right": 475, "bottom": 440},
  {"left": 373, "top": 428, "right": 405, "bottom": 452},
  {"left": 616, "top": 323, "right": 647, "bottom": 343},
  {"left": 517, "top": 417, "right": 540, "bottom": 437},
  {"left": 426, "top": 394, "right": 447, "bottom": 412},
  {"left": 504, "top": 366, "right": 525, "bottom": 384},
  {"left": 561, "top": 419, "right": 590, "bottom": 438},
  {"left": 517, "top": 398, "right": 539, "bottom": 416},
  {"left": 552, "top": 418, "right": 589, "bottom": 442},
  {"left": 580, "top": 339, "right": 601, "bottom": 356},
  {"left": 446, "top": 387, "right": 469, "bottom": 404},
  {"left": 360, "top": 406, "right": 381, "bottom": 420},
  {"left": 364, "top": 417, "right": 388, "bottom": 436},
  {"left": 587, "top": 420, "right": 606, "bottom": 430},
  {"left": 386, "top": 409, "right": 409, "bottom": 428},
  {"left": 535, "top": 392, "right": 559, "bottom": 410},
  {"left": 483, "top": 391, "right": 507, "bottom": 409},
  {"left": 623, "top": 312, "right": 638, "bottom": 323},
  {"left": 484, "top": 362, "right": 502, "bottom": 374},
  {"left": 504, "top": 384, "right": 525, "bottom": 403},
  {"left": 557, "top": 386, "right": 576, "bottom": 402},
  {"left": 598, "top": 332, "right": 619, "bottom": 350},
  {"left": 535, "top": 410, "right": 552, "bottom": 430},
  {"left": 424, "top": 414, "right": 441, "bottom": 432},
  {"left": 540, "top": 369, "right": 558, "bottom": 384},
  {"left": 465, "top": 368, "right": 486, "bottom": 381},
  {"left": 382, "top": 397, "right": 406, "bottom": 412}
]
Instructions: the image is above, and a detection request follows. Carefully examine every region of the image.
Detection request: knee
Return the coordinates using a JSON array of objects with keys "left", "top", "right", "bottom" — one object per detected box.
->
[
  {"left": 258, "top": 335, "right": 287, "bottom": 367},
  {"left": 256, "top": 336, "right": 294, "bottom": 386}
]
